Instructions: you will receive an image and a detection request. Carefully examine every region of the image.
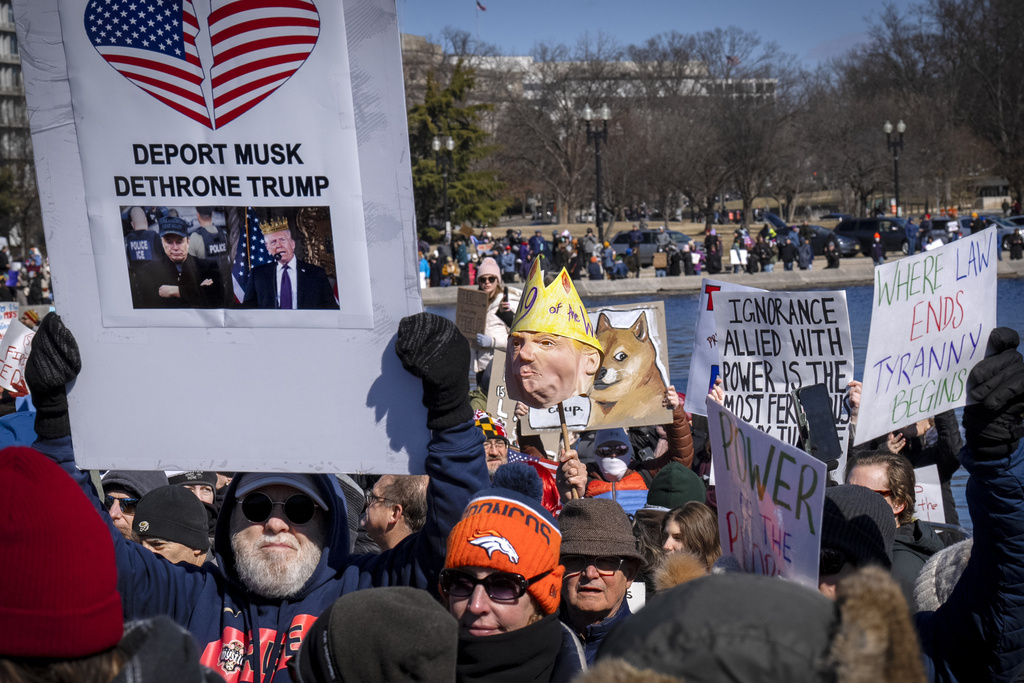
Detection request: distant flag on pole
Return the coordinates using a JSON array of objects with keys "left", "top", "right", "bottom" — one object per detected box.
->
[
  {"left": 726, "top": 55, "right": 740, "bottom": 66},
  {"left": 476, "top": 1, "right": 487, "bottom": 10}
]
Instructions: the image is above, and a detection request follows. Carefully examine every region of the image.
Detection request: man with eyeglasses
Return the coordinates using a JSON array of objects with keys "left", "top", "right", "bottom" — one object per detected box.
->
[
  {"left": 440, "top": 465, "right": 586, "bottom": 681},
  {"left": 358, "top": 474, "right": 428, "bottom": 551},
  {"left": 846, "top": 452, "right": 944, "bottom": 608},
  {"left": 557, "top": 498, "right": 644, "bottom": 664},
  {"left": 99, "top": 469, "right": 169, "bottom": 539},
  {"left": 474, "top": 410, "right": 510, "bottom": 479},
  {"left": 26, "top": 311, "right": 490, "bottom": 683}
]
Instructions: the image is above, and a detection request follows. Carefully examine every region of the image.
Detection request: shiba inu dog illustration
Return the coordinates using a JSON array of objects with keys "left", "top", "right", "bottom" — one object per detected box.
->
[{"left": 591, "top": 311, "right": 667, "bottom": 423}]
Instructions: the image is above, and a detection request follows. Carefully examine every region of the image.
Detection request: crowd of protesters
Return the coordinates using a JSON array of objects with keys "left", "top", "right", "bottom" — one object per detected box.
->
[{"left": 3, "top": 264, "right": 1024, "bottom": 682}]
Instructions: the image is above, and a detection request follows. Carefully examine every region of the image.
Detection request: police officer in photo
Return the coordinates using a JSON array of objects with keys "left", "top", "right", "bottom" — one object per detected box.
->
[
  {"left": 124, "top": 206, "right": 161, "bottom": 306},
  {"left": 188, "top": 207, "right": 232, "bottom": 302}
]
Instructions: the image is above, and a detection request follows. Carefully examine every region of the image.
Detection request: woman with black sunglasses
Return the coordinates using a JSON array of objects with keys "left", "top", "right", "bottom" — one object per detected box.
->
[{"left": 471, "top": 256, "right": 521, "bottom": 387}]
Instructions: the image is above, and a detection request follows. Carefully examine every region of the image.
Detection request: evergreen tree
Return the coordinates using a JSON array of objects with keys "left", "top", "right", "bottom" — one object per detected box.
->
[{"left": 408, "top": 60, "right": 507, "bottom": 242}]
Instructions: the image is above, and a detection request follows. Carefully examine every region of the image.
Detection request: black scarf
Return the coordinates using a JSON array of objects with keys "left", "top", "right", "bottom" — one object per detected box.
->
[{"left": 457, "top": 613, "right": 562, "bottom": 683}]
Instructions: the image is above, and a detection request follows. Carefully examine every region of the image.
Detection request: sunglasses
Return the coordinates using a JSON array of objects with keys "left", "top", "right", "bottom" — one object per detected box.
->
[
  {"left": 595, "top": 444, "right": 630, "bottom": 458},
  {"left": 478, "top": 276, "right": 498, "bottom": 284},
  {"left": 104, "top": 495, "right": 139, "bottom": 515},
  {"left": 240, "top": 492, "right": 317, "bottom": 525},
  {"left": 562, "top": 555, "right": 626, "bottom": 577},
  {"left": 439, "top": 568, "right": 552, "bottom": 601},
  {"left": 819, "top": 547, "right": 848, "bottom": 576}
]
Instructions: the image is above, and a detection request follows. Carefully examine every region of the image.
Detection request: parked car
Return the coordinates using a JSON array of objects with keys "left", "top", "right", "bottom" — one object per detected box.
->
[
  {"left": 984, "top": 216, "right": 1019, "bottom": 250},
  {"left": 609, "top": 229, "right": 693, "bottom": 266},
  {"left": 759, "top": 213, "right": 856, "bottom": 256},
  {"left": 1008, "top": 215, "right": 1024, "bottom": 228},
  {"left": 804, "top": 224, "right": 859, "bottom": 257},
  {"left": 833, "top": 216, "right": 912, "bottom": 255}
]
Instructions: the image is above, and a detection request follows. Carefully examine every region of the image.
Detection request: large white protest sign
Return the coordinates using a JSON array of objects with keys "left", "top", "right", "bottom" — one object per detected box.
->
[
  {"left": 683, "top": 279, "right": 764, "bottom": 416},
  {"left": 713, "top": 290, "right": 854, "bottom": 457},
  {"left": 44, "top": 0, "right": 372, "bottom": 329},
  {"left": 15, "top": 0, "right": 432, "bottom": 471},
  {"left": 709, "top": 401, "right": 826, "bottom": 589},
  {"left": 857, "top": 230, "right": 997, "bottom": 444}
]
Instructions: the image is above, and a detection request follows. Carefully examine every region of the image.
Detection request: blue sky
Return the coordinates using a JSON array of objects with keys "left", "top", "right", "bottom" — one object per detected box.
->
[{"left": 395, "top": 0, "right": 917, "bottom": 65}]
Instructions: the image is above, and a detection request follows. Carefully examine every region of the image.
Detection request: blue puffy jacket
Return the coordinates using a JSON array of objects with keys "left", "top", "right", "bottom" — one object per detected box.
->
[
  {"left": 36, "top": 419, "right": 489, "bottom": 683},
  {"left": 915, "top": 440, "right": 1024, "bottom": 682}
]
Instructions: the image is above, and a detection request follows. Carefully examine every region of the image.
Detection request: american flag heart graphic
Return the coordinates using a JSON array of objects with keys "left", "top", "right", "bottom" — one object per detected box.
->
[{"left": 84, "top": 0, "right": 320, "bottom": 130}]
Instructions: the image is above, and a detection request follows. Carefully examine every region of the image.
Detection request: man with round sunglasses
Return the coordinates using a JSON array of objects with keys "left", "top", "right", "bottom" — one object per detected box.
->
[
  {"left": 440, "top": 464, "right": 586, "bottom": 682},
  {"left": 26, "top": 312, "right": 490, "bottom": 683}
]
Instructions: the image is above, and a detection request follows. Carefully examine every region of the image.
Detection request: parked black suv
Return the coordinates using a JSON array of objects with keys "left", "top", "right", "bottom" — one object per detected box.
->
[{"left": 833, "top": 217, "right": 912, "bottom": 255}]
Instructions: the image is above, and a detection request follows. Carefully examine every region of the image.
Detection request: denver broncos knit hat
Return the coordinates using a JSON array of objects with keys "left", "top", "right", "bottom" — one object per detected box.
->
[{"left": 445, "top": 464, "right": 562, "bottom": 614}]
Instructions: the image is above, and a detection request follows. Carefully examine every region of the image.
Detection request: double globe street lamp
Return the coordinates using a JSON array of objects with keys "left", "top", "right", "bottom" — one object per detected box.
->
[
  {"left": 884, "top": 120, "right": 907, "bottom": 216},
  {"left": 583, "top": 103, "right": 611, "bottom": 244},
  {"left": 432, "top": 134, "right": 455, "bottom": 243}
]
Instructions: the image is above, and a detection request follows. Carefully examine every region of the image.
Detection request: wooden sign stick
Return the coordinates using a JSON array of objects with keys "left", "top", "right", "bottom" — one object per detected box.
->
[{"left": 558, "top": 401, "right": 579, "bottom": 500}]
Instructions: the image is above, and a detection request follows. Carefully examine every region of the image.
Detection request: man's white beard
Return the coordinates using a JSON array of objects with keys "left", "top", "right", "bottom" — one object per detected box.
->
[{"left": 232, "top": 532, "right": 323, "bottom": 599}]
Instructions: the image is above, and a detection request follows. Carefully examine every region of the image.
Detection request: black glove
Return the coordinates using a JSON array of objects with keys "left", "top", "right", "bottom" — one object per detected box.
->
[
  {"left": 963, "top": 327, "right": 1024, "bottom": 459},
  {"left": 25, "top": 313, "right": 82, "bottom": 440},
  {"left": 395, "top": 313, "right": 472, "bottom": 430}
]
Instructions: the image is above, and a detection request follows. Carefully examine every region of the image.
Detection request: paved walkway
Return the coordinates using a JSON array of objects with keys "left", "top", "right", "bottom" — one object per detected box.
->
[{"left": 421, "top": 254, "right": 1024, "bottom": 305}]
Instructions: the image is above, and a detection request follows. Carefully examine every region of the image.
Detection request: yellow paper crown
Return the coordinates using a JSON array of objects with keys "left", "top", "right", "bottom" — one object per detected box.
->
[
  {"left": 510, "top": 260, "right": 603, "bottom": 357},
  {"left": 259, "top": 216, "right": 290, "bottom": 235}
]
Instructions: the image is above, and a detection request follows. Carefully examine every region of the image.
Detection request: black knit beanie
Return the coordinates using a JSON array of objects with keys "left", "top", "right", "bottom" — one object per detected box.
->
[
  {"left": 133, "top": 485, "right": 210, "bottom": 552},
  {"left": 291, "top": 586, "right": 457, "bottom": 683},
  {"left": 821, "top": 484, "right": 896, "bottom": 570}
]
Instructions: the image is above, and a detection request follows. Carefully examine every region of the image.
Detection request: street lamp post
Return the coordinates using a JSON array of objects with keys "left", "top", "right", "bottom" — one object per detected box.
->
[
  {"left": 884, "top": 120, "right": 906, "bottom": 216},
  {"left": 432, "top": 134, "right": 455, "bottom": 244},
  {"left": 584, "top": 103, "right": 610, "bottom": 244}
]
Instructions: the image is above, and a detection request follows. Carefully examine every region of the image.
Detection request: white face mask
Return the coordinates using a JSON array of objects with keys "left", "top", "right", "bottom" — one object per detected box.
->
[{"left": 597, "top": 455, "right": 630, "bottom": 482}]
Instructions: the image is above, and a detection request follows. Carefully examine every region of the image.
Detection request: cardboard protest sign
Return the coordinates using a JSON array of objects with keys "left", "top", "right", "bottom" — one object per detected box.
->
[
  {"left": 857, "top": 231, "right": 997, "bottom": 444},
  {"left": 914, "top": 465, "right": 946, "bottom": 524},
  {"left": 455, "top": 287, "right": 489, "bottom": 340},
  {"left": 712, "top": 290, "right": 854, "bottom": 461},
  {"left": 521, "top": 301, "right": 672, "bottom": 433},
  {"left": 684, "top": 279, "right": 764, "bottom": 416},
  {"left": 652, "top": 252, "right": 667, "bottom": 269},
  {"left": 15, "top": 0, "right": 432, "bottom": 471},
  {"left": 709, "top": 400, "right": 826, "bottom": 589},
  {"left": 485, "top": 348, "right": 513, "bottom": 426},
  {"left": 0, "top": 319, "right": 35, "bottom": 396}
]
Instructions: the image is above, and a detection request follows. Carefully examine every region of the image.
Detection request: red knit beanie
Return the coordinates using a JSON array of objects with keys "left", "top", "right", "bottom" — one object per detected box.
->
[{"left": 0, "top": 447, "right": 123, "bottom": 657}]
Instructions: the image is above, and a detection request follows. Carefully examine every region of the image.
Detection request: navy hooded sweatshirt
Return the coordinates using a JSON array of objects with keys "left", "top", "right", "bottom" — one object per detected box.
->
[{"left": 36, "top": 419, "right": 488, "bottom": 683}]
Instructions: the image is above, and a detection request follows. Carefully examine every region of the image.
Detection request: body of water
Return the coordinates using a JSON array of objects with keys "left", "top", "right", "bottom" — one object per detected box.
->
[{"left": 428, "top": 277, "right": 1024, "bottom": 532}]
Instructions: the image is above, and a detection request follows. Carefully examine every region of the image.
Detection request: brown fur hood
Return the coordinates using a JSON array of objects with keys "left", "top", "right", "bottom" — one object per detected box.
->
[{"left": 581, "top": 566, "right": 925, "bottom": 683}]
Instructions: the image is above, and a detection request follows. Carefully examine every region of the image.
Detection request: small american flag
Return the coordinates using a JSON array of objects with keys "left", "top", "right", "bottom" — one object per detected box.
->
[
  {"left": 208, "top": 0, "right": 321, "bottom": 128},
  {"left": 85, "top": 0, "right": 211, "bottom": 127},
  {"left": 726, "top": 55, "right": 740, "bottom": 66},
  {"left": 476, "top": 1, "right": 487, "bottom": 9},
  {"left": 507, "top": 449, "right": 559, "bottom": 474},
  {"left": 231, "top": 208, "right": 273, "bottom": 303}
]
